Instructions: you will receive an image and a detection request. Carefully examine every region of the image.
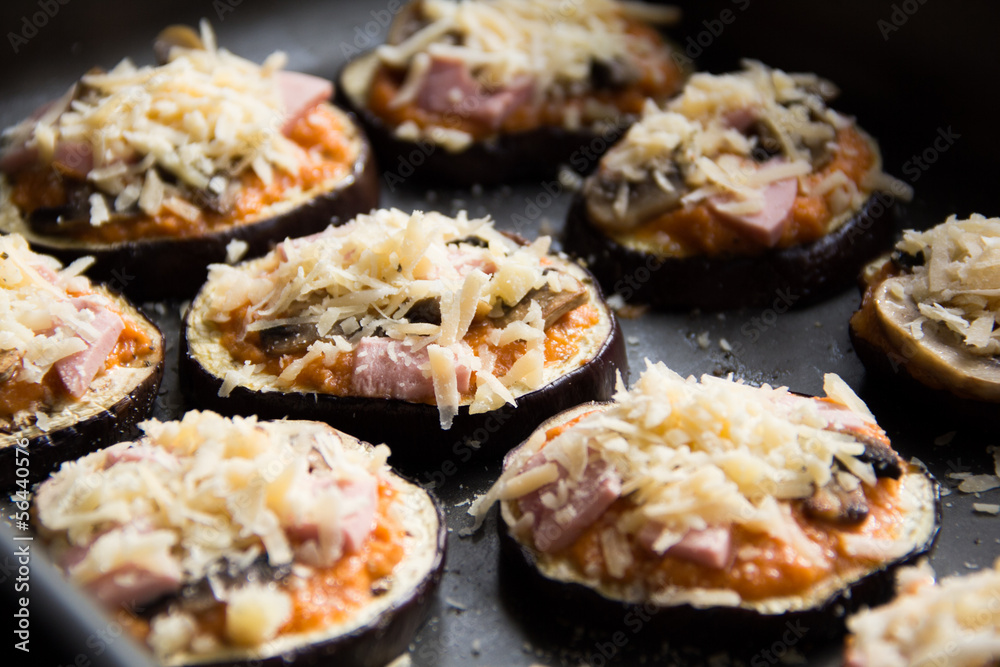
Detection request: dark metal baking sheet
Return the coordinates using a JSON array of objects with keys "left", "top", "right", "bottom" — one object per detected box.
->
[{"left": 2, "top": 1, "right": 1000, "bottom": 665}]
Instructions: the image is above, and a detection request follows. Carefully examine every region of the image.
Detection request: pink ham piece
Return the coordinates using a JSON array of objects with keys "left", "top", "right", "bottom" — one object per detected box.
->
[
  {"left": 286, "top": 476, "right": 378, "bottom": 553},
  {"left": 84, "top": 564, "right": 183, "bottom": 609},
  {"left": 52, "top": 140, "right": 94, "bottom": 179},
  {"left": 710, "top": 177, "right": 798, "bottom": 247},
  {"left": 337, "top": 476, "right": 379, "bottom": 553},
  {"left": 416, "top": 57, "right": 534, "bottom": 131},
  {"left": 666, "top": 527, "right": 733, "bottom": 569},
  {"left": 55, "top": 298, "right": 125, "bottom": 398},
  {"left": 516, "top": 452, "right": 622, "bottom": 553},
  {"left": 56, "top": 528, "right": 182, "bottom": 609},
  {"left": 638, "top": 523, "right": 733, "bottom": 570},
  {"left": 351, "top": 338, "right": 471, "bottom": 402},
  {"left": 277, "top": 70, "right": 334, "bottom": 135}
]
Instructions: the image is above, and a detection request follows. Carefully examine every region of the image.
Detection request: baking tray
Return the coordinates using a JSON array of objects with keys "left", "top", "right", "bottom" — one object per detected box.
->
[{"left": 2, "top": 1, "right": 1000, "bottom": 665}]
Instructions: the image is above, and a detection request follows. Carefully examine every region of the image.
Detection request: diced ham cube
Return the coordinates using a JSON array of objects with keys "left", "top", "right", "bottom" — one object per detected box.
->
[
  {"left": 55, "top": 298, "right": 125, "bottom": 398},
  {"left": 710, "top": 177, "right": 798, "bottom": 247},
  {"left": 516, "top": 452, "right": 622, "bottom": 553},
  {"left": 277, "top": 71, "right": 334, "bottom": 135},
  {"left": 416, "top": 57, "right": 534, "bottom": 131},
  {"left": 666, "top": 526, "right": 732, "bottom": 569},
  {"left": 337, "top": 476, "right": 378, "bottom": 553},
  {"left": 85, "top": 564, "right": 182, "bottom": 608},
  {"left": 351, "top": 338, "right": 471, "bottom": 402},
  {"left": 638, "top": 523, "right": 733, "bottom": 570}
]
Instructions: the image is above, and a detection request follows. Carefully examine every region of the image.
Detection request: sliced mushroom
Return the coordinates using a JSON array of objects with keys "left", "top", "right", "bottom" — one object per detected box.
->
[
  {"left": 856, "top": 435, "right": 903, "bottom": 480},
  {"left": 584, "top": 169, "right": 683, "bottom": 232},
  {"left": 803, "top": 476, "right": 869, "bottom": 525},
  {"left": 153, "top": 25, "right": 204, "bottom": 65},
  {"left": 259, "top": 323, "right": 321, "bottom": 357},
  {"left": 589, "top": 57, "right": 637, "bottom": 89},
  {"left": 874, "top": 276, "right": 1000, "bottom": 402},
  {"left": 405, "top": 297, "right": 441, "bottom": 325},
  {"left": 494, "top": 275, "right": 589, "bottom": 329}
]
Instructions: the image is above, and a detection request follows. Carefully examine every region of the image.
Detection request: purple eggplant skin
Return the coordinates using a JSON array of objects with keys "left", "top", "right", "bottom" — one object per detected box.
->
[
  {"left": 2, "top": 137, "right": 379, "bottom": 302},
  {"left": 495, "top": 456, "right": 940, "bottom": 655},
  {"left": 335, "top": 57, "right": 639, "bottom": 189},
  {"left": 562, "top": 192, "right": 901, "bottom": 311},
  {"left": 0, "top": 302, "right": 164, "bottom": 488},
  {"left": 178, "top": 487, "right": 447, "bottom": 667},
  {"left": 181, "top": 314, "right": 627, "bottom": 470}
]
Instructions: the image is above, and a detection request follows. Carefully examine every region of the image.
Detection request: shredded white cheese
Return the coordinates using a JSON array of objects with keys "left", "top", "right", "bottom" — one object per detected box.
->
[
  {"left": 592, "top": 61, "right": 911, "bottom": 229},
  {"left": 35, "top": 411, "right": 388, "bottom": 585},
  {"left": 475, "top": 361, "right": 888, "bottom": 549},
  {"left": 380, "top": 0, "right": 678, "bottom": 92},
  {"left": 845, "top": 559, "right": 1000, "bottom": 667},
  {"left": 893, "top": 214, "right": 1000, "bottom": 356},
  {"left": 17, "top": 21, "right": 305, "bottom": 226},
  {"left": 0, "top": 234, "right": 105, "bottom": 389},
  {"left": 203, "top": 209, "right": 582, "bottom": 427}
]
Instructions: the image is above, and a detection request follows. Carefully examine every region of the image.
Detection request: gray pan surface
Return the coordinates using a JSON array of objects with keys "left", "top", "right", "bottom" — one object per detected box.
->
[{"left": 2, "top": 1, "right": 999, "bottom": 665}]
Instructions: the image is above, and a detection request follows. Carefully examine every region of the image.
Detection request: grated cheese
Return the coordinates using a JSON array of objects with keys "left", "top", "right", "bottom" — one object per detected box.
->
[
  {"left": 892, "top": 214, "right": 1000, "bottom": 356},
  {"left": 0, "top": 234, "right": 108, "bottom": 390},
  {"left": 16, "top": 21, "right": 309, "bottom": 226},
  {"left": 35, "top": 411, "right": 389, "bottom": 591},
  {"left": 203, "top": 209, "right": 585, "bottom": 427},
  {"left": 475, "top": 361, "right": 892, "bottom": 551},
  {"left": 593, "top": 61, "right": 910, "bottom": 230},
  {"left": 845, "top": 559, "right": 1000, "bottom": 667}
]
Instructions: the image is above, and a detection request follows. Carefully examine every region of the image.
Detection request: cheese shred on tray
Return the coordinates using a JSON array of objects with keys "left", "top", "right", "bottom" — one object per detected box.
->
[
  {"left": 192, "top": 208, "right": 610, "bottom": 428},
  {"left": 473, "top": 362, "right": 938, "bottom": 611}
]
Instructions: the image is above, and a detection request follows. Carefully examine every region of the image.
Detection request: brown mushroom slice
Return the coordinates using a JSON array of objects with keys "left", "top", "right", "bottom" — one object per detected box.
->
[
  {"left": 494, "top": 278, "right": 590, "bottom": 329},
  {"left": 153, "top": 25, "right": 204, "bottom": 64},
  {"left": 873, "top": 276, "right": 1000, "bottom": 403},
  {"left": 583, "top": 171, "right": 683, "bottom": 232},
  {"left": 803, "top": 476, "right": 869, "bottom": 525},
  {"left": 258, "top": 323, "right": 321, "bottom": 357}
]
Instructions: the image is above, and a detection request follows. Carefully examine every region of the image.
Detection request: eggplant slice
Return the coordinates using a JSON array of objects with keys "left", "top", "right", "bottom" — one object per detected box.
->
[
  {"left": 850, "top": 259, "right": 1000, "bottom": 426},
  {"left": 564, "top": 191, "right": 899, "bottom": 310},
  {"left": 0, "top": 118, "right": 378, "bottom": 301},
  {"left": 34, "top": 417, "right": 446, "bottom": 667},
  {"left": 335, "top": 0, "right": 685, "bottom": 187},
  {"left": 338, "top": 53, "right": 638, "bottom": 188},
  {"left": 182, "top": 230, "right": 626, "bottom": 467},
  {"left": 0, "top": 286, "right": 163, "bottom": 487},
  {"left": 561, "top": 61, "right": 908, "bottom": 311},
  {"left": 481, "top": 377, "right": 939, "bottom": 651}
]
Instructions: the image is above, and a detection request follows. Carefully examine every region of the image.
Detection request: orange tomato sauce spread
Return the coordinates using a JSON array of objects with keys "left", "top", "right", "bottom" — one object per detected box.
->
[
  {"left": 368, "top": 23, "right": 683, "bottom": 141},
  {"left": 219, "top": 303, "right": 601, "bottom": 401},
  {"left": 9, "top": 104, "right": 355, "bottom": 244},
  {"left": 622, "top": 126, "right": 876, "bottom": 257}
]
